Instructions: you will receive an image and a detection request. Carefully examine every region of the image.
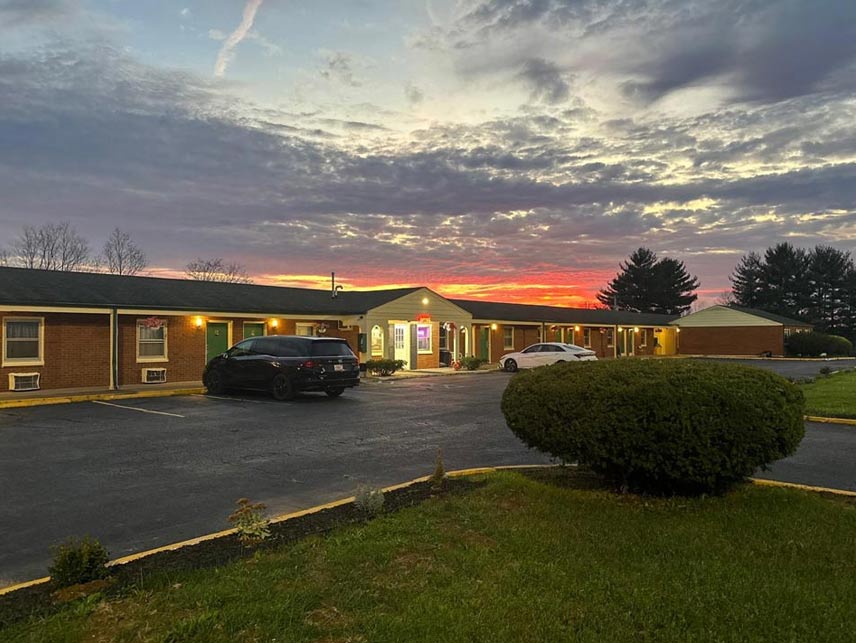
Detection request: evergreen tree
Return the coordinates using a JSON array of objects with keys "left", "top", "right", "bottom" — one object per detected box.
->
[
  {"left": 597, "top": 248, "right": 699, "bottom": 315},
  {"left": 730, "top": 252, "right": 764, "bottom": 308},
  {"left": 759, "top": 243, "right": 811, "bottom": 319},
  {"left": 807, "top": 245, "right": 852, "bottom": 334}
]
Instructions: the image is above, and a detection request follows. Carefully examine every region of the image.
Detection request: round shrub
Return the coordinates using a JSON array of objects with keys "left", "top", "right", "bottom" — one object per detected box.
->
[
  {"left": 48, "top": 535, "right": 110, "bottom": 587},
  {"left": 501, "top": 360, "right": 805, "bottom": 495},
  {"left": 785, "top": 331, "right": 853, "bottom": 357}
]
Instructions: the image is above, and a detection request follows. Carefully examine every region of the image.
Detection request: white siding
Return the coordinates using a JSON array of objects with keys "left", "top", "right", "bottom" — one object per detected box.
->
[{"left": 673, "top": 306, "right": 780, "bottom": 328}]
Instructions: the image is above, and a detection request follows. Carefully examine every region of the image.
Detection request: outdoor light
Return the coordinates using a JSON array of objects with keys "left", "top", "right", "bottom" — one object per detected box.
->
[
  {"left": 633, "top": 326, "right": 639, "bottom": 332},
  {"left": 574, "top": 325, "right": 581, "bottom": 331},
  {"left": 490, "top": 323, "right": 498, "bottom": 330},
  {"left": 618, "top": 327, "right": 624, "bottom": 332},
  {"left": 676, "top": 328, "right": 681, "bottom": 333},
  {"left": 422, "top": 297, "right": 429, "bottom": 305},
  {"left": 270, "top": 319, "right": 279, "bottom": 329},
  {"left": 193, "top": 316, "right": 203, "bottom": 329}
]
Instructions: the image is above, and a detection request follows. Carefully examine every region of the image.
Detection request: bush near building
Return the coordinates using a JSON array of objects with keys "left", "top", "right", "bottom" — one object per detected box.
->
[
  {"left": 502, "top": 360, "right": 805, "bottom": 495},
  {"left": 785, "top": 331, "right": 853, "bottom": 357}
]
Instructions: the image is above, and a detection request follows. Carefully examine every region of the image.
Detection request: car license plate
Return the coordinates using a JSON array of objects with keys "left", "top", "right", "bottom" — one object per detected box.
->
[{"left": 334, "top": 364, "right": 344, "bottom": 371}]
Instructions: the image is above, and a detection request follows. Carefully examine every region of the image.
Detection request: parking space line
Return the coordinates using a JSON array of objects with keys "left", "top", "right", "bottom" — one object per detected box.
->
[
  {"left": 92, "top": 401, "right": 185, "bottom": 418},
  {"left": 192, "top": 394, "right": 266, "bottom": 404}
]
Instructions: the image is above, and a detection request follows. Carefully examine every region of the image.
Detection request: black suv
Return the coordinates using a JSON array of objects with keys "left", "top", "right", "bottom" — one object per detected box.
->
[{"left": 203, "top": 335, "right": 360, "bottom": 400}]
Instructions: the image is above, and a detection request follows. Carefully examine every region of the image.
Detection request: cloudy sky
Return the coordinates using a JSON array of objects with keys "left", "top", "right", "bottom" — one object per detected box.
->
[{"left": 1, "top": 0, "right": 855, "bottom": 306}]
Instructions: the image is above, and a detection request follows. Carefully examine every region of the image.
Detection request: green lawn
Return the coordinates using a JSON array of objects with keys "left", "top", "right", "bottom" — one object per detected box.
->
[
  {"left": 4, "top": 470, "right": 856, "bottom": 642},
  {"left": 802, "top": 369, "right": 856, "bottom": 418}
]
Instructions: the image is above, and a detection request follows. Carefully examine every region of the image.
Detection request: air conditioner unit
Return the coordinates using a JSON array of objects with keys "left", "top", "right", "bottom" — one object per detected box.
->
[
  {"left": 141, "top": 368, "right": 167, "bottom": 384},
  {"left": 9, "top": 372, "right": 40, "bottom": 392}
]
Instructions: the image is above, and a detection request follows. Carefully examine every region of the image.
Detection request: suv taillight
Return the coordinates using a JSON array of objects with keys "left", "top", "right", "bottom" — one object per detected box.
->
[{"left": 300, "top": 360, "right": 316, "bottom": 369}]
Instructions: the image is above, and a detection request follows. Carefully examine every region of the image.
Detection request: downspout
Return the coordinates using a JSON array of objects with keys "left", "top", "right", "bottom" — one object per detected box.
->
[
  {"left": 613, "top": 325, "right": 618, "bottom": 359},
  {"left": 110, "top": 307, "right": 119, "bottom": 390}
]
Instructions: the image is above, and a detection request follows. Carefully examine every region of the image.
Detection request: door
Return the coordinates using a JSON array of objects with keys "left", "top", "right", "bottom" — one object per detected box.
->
[
  {"left": 206, "top": 322, "right": 230, "bottom": 363},
  {"left": 393, "top": 324, "right": 409, "bottom": 369},
  {"left": 244, "top": 322, "right": 265, "bottom": 339},
  {"left": 479, "top": 327, "right": 490, "bottom": 361}
]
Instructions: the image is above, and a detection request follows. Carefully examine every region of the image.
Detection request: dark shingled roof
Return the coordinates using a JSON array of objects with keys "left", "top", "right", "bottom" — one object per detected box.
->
[
  {"left": 449, "top": 299, "right": 677, "bottom": 326},
  {"left": 725, "top": 305, "right": 813, "bottom": 328},
  {"left": 0, "top": 267, "right": 420, "bottom": 315}
]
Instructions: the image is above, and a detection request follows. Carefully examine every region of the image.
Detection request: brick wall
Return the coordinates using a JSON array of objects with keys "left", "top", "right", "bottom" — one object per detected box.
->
[
  {"left": 0, "top": 312, "right": 110, "bottom": 392},
  {"left": 118, "top": 315, "right": 205, "bottom": 385},
  {"left": 678, "top": 326, "right": 784, "bottom": 356},
  {"left": 416, "top": 321, "right": 440, "bottom": 369}
]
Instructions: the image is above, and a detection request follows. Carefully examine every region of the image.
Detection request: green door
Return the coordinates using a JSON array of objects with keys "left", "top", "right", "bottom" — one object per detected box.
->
[
  {"left": 244, "top": 322, "right": 265, "bottom": 338},
  {"left": 479, "top": 327, "right": 490, "bottom": 360},
  {"left": 206, "top": 322, "right": 230, "bottom": 363}
]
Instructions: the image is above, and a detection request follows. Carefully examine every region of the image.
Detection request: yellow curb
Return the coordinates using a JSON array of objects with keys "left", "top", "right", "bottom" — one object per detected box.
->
[
  {"left": 0, "top": 388, "right": 206, "bottom": 410},
  {"left": 805, "top": 415, "right": 856, "bottom": 426},
  {"left": 750, "top": 478, "right": 856, "bottom": 497},
  {"left": 0, "top": 464, "right": 552, "bottom": 596}
]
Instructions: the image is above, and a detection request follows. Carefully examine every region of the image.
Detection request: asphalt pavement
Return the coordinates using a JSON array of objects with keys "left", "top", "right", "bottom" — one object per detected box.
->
[{"left": 0, "top": 368, "right": 854, "bottom": 585}]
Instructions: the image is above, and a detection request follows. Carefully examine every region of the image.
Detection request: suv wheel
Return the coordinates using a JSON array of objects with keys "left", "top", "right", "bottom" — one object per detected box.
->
[
  {"left": 271, "top": 373, "right": 296, "bottom": 401},
  {"left": 205, "top": 370, "right": 225, "bottom": 395}
]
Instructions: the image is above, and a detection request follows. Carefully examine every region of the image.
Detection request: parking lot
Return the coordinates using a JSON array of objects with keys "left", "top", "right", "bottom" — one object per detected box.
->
[
  {"left": 0, "top": 373, "right": 547, "bottom": 584},
  {"left": 1, "top": 362, "right": 855, "bottom": 585}
]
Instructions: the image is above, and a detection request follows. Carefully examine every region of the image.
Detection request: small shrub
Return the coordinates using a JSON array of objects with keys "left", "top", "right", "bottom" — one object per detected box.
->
[
  {"left": 354, "top": 485, "right": 385, "bottom": 516},
  {"left": 48, "top": 536, "right": 110, "bottom": 588},
  {"left": 785, "top": 331, "right": 853, "bottom": 357},
  {"left": 430, "top": 447, "right": 446, "bottom": 490},
  {"left": 228, "top": 498, "right": 271, "bottom": 546},
  {"left": 501, "top": 360, "right": 805, "bottom": 495},
  {"left": 460, "top": 356, "right": 485, "bottom": 371},
  {"left": 364, "top": 358, "right": 406, "bottom": 376}
]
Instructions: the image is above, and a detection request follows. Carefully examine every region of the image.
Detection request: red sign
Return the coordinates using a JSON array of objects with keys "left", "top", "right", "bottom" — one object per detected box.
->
[{"left": 416, "top": 313, "right": 431, "bottom": 322}]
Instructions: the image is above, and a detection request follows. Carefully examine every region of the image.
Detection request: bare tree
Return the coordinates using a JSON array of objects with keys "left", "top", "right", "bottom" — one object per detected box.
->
[
  {"left": 714, "top": 290, "right": 736, "bottom": 306},
  {"left": 103, "top": 228, "right": 147, "bottom": 275},
  {"left": 185, "top": 257, "right": 253, "bottom": 284},
  {"left": 13, "top": 222, "right": 90, "bottom": 271}
]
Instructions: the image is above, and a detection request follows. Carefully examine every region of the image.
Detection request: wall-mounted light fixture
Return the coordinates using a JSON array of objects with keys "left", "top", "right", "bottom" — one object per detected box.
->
[
  {"left": 574, "top": 325, "right": 581, "bottom": 332},
  {"left": 633, "top": 326, "right": 639, "bottom": 333},
  {"left": 422, "top": 297, "right": 430, "bottom": 305},
  {"left": 194, "top": 316, "right": 203, "bottom": 329},
  {"left": 269, "top": 319, "right": 279, "bottom": 329},
  {"left": 676, "top": 328, "right": 681, "bottom": 333},
  {"left": 618, "top": 326, "right": 624, "bottom": 332},
  {"left": 490, "top": 323, "right": 498, "bottom": 330}
]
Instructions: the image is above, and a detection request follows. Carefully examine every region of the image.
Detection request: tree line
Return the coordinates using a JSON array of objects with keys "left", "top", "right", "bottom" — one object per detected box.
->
[
  {"left": 730, "top": 242, "right": 856, "bottom": 339},
  {"left": 1, "top": 221, "right": 252, "bottom": 283}
]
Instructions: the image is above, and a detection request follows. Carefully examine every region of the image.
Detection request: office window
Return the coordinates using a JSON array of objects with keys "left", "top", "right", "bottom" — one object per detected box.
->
[{"left": 416, "top": 324, "right": 432, "bottom": 353}]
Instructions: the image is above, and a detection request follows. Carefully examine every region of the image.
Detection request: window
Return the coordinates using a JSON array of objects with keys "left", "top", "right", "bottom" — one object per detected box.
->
[
  {"left": 606, "top": 329, "right": 614, "bottom": 347},
  {"left": 295, "top": 323, "right": 314, "bottom": 337},
  {"left": 522, "top": 344, "right": 541, "bottom": 354},
  {"left": 416, "top": 324, "right": 432, "bottom": 353},
  {"left": 137, "top": 321, "right": 167, "bottom": 362},
  {"left": 639, "top": 329, "right": 648, "bottom": 347},
  {"left": 394, "top": 325, "right": 406, "bottom": 350},
  {"left": 503, "top": 327, "right": 514, "bottom": 349},
  {"left": 583, "top": 328, "right": 592, "bottom": 348},
  {"left": 3, "top": 318, "right": 44, "bottom": 366},
  {"left": 439, "top": 324, "right": 449, "bottom": 350},
  {"left": 371, "top": 325, "right": 384, "bottom": 356}
]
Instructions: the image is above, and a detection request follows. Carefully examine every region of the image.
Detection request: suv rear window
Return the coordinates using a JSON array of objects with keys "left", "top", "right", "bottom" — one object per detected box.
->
[{"left": 311, "top": 340, "right": 355, "bottom": 357}]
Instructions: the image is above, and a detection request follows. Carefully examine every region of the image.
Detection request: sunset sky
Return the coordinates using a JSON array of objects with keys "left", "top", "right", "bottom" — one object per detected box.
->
[{"left": 1, "top": 0, "right": 855, "bottom": 307}]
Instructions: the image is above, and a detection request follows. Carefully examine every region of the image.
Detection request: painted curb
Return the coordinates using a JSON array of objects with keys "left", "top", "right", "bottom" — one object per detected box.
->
[
  {"left": 0, "top": 464, "right": 551, "bottom": 597},
  {"left": 805, "top": 415, "right": 856, "bottom": 426},
  {"left": 0, "top": 388, "right": 206, "bottom": 410},
  {"left": 750, "top": 478, "right": 856, "bottom": 497}
]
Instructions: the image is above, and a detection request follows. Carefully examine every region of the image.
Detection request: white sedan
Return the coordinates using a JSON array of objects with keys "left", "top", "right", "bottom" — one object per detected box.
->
[{"left": 499, "top": 342, "right": 597, "bottom": 372}]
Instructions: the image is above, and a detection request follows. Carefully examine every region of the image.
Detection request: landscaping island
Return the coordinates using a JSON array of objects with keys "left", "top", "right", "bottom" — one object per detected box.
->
[
  {"left": 801, "top": 369, "right": 856, "bottom": 419},
  {"left": 4, "top": 469, "right": 855, "bottom": 642}
]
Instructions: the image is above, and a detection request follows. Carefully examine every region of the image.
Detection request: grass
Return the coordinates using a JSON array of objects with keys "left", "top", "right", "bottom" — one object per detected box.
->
[
  {"left": 801, "top": 369, "right": 856, "bottom": 418},
  {"left": 4, "top": 470, "right": 856, "bottom": 642}
]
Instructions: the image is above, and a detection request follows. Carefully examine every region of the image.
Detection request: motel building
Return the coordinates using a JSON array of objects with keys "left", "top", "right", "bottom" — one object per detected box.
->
[{"left": 0, "top": 267, "right": 808, "bottom": 395}]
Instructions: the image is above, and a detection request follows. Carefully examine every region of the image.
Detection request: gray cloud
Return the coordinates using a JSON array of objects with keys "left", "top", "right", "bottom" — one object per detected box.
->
[
  {"left": 516, "top": 58, "right": 570, "bottom": 103},
  {"left": 319, "top": 51, "right": 361, "bottom": 87},
  {"left": 0, "top": 0, "right": 75, "bottom": 28}
]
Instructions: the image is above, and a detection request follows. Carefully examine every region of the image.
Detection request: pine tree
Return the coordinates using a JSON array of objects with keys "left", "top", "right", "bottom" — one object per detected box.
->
[
  {"left": 730, "top": 252, "right": 764, "bottom": 308},
  {"left": 597, "top": 248, "right": 699, "bottom": 315},
  {"left": 759, "top": 243, "right": 811, "bottom": 319},
  {"left": 808, "top": 246, "right": 853, "bottom": 334}
]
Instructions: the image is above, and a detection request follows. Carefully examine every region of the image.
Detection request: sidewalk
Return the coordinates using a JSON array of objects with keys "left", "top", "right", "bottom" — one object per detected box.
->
[
  {"left": 363, "top": 365, "right": 500, "bottom": 380},
  {"left": 0, "top": 382, "right": 205, "bottom": 410}
]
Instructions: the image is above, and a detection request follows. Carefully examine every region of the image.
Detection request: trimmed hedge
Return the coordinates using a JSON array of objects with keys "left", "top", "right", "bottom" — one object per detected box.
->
[
  {"left": 785, "top": 331, "right": 853, "bottom": 357},
  {"left": 364, "top": 359, "right": 406, "bottom": 376},
  {"left": 502, "top": 360, "right": 805, "bottom": 495}
]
